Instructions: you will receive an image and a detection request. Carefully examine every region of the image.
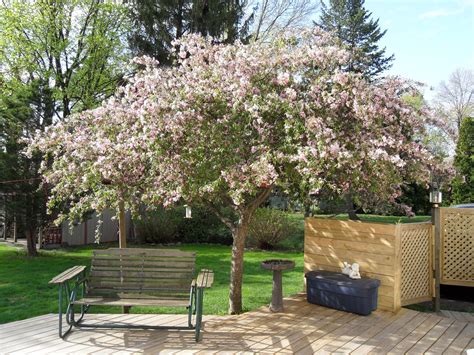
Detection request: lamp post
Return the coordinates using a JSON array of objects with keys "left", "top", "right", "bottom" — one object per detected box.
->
[{"left": 430, "top": 178, "right": 442, "bottom": 313}]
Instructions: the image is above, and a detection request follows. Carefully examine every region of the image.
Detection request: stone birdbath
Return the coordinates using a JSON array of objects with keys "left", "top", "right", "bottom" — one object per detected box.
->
[{"left": 261, "top": 259, "right": 295, "bottom": 312}]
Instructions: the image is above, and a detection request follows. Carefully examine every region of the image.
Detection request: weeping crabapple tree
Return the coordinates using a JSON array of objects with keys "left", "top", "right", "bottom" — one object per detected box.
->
[{"left": 29, "top": 29, "right": 435, "bottom": 314}]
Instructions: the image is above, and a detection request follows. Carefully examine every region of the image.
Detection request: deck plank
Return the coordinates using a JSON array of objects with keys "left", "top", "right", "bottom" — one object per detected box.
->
[
  {"left": 443, "top": 322, "right": 474, "bottom": 354},
  {"left": 350, "top": 309, "right": 418, "bottom": 354},
  {"left": 0, "top": 294, "right": 469, "bottom": 354},
  {"left": 5, "top": 314, "right": 131, "bottom": 354},
  {"left": 405, "top": 317, "right": 455, "bottom": 354},
  {"left": 368, "top": 311, "right": 431, "bottom": 354},
  {"left": 425, "top": 321, "right": 468, "bottom": 354}
]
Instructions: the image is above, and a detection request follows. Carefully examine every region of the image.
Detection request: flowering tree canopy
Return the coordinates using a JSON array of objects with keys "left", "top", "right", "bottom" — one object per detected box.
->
[{"left": 29, "top": 29, "right": 435, "bottom": 314}]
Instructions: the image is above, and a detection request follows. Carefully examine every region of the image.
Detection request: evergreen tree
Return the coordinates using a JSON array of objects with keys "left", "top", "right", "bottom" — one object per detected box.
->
[
  {"left": 316, "top": 0, "right": 394, "bottom": 219},
  {"left": 128, "top": 0, "right": 252, "bottom": 64},
  {"left": 452, "top": 117, "right": 474, "bottom": 204},
  {"left": 0, "top": 79, "right": 53, "bottom": 256},
  {"left": 317, "top": 0, "right": 394, "bottom": 78}
]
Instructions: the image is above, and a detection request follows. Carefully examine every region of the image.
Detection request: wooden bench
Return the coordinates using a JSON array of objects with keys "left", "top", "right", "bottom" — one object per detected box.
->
[{"left": 49, "top": 248, "right": 213, "bottom": 341}]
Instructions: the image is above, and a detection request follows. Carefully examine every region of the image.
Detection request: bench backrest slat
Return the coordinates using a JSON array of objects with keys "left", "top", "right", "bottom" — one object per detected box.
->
[{"left": 87, "top": 248, "right": 196, "bottom": 300}]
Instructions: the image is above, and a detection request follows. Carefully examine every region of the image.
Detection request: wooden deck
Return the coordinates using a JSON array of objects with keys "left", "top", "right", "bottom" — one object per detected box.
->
[
  {"left": 441, "top": 310, "right": 474, "bottom": 323},
  {"left": 1, "top": 295, "right": 473, "bottom": 354}
]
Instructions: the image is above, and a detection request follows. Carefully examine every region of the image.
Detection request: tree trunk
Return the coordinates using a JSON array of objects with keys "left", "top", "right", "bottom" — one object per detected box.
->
[
  {"left": 303, "top": 197, "right": 313, "bottom": 217},
  {"left": 63, "top": 96, "right": 70, "bottom": 118},
  {"left": 118, "top": 200, "right": 127, "bottom": 248},
  {"left": 26, "top": 228, "right": 38, "bottom": 257},
  {"left": 344, "top": 193, "right": 360, "bottom": 221},
  {"left": 228, "top": 214, "right": 250, "bottom": 315}
]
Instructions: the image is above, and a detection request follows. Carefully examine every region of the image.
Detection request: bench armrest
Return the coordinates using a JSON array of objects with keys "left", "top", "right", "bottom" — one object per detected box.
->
[
  {"left": 196, "top": 269, "right": 214, "bottom": 288},
  {"left": 49, "top": 265, "right": 87, "bottom": 285}
]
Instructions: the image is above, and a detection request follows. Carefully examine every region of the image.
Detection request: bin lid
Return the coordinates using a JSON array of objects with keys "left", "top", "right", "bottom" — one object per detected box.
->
[{"left": 305, "top": 270, "right": 380, "bottom": 289}]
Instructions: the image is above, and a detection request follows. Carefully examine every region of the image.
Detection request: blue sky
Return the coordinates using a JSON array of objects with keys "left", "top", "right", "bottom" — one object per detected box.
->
[{"left": 362, "top": 0, "right": 473, "bottom": 99}]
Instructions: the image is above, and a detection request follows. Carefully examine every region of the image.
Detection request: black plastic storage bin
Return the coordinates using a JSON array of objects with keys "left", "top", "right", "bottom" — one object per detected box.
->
[{"left": 305, "top": 270, "right": 381, "bottom": 315}]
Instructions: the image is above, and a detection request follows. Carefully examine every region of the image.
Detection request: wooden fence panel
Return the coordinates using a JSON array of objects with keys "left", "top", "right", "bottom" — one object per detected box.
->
[
  {"left": 400, "top": 222, "right": 433, "bottom": 306},
  {"left": 304, "top": 218, "right": 399, "bottom": 312},
  {"left": 440, "top": 208, "right": 474, "bottom": 287}
]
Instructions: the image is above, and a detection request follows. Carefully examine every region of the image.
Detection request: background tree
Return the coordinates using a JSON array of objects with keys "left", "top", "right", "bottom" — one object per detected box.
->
[
  {"left": 30, "top": 30, "right": 436, "bottom": 314},
  {"left": 315, "top": 0, "right": 394, "bottom": 218},
  {"left": 0, "top": 0, "right": 131, "bottom": 255},
  {"left": 434, "top": 68, "right": 474, "bottom": 140},
  {"left": 0, "top": 0, "right": 131, "bottom": 118},
  {"left": 316, "top": 0, "right": 394, "bottom": 78},
  {"left": 0, "top": 79, "right": 53, "bottom": 256},
  {"left": 127, "top": 0, "right": 252, "bottom": 63},
  {"left": 452, "top": 117, "right": 474, "bottom": 204},
  {"left": 249, "top": 0, "right": 318, "bottom": 41}
]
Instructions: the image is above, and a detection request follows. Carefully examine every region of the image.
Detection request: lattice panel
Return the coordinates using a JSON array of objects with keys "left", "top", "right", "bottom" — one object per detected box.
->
[
  {"left": 400, "top": 224, "right": 433, "bottom": 305},
  {"left": 441, "top": 209, "right": 474, "bottom": 286}
]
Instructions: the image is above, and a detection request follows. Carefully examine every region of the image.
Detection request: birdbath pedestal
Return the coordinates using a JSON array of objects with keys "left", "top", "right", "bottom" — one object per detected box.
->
[{"left": 261, "top": 259, "right": 295, "bottom": 312}]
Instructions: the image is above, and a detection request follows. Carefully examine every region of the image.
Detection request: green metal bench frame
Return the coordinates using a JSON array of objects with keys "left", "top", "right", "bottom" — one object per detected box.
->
[{"left": 49, "top": 248, "right": 213, "bottom": 342}]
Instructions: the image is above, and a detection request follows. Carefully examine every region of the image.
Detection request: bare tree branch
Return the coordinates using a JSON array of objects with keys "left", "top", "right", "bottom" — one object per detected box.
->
[
  {"left": 434, "top": 68, "right": 474, "bottom": 139},
  {"left": 247, "top": 0, "right": 319, "bottom": 41}
]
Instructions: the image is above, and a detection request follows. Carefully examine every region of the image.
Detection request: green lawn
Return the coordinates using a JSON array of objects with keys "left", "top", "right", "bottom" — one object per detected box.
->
[{"left": 0, "top": 243, "right": 304, "bottom": 324}]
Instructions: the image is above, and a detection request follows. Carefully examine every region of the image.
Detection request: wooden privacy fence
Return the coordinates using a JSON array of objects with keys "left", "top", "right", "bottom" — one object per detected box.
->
[
  {"left": 440, "top": 207, "right": 474, "bottom": 287},
  {"left": 304, "top": 218, "right": 433, "bottom": 313}
]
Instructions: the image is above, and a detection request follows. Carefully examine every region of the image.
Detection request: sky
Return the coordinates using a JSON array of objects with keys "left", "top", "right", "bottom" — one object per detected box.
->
[{"left": 362, "top": 0, "right": 474, "bottom": 100}]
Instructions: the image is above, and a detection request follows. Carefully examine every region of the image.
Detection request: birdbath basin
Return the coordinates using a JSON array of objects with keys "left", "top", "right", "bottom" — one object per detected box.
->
[{"left": 261, "top": 259, "right": 295, "bottom": 312}]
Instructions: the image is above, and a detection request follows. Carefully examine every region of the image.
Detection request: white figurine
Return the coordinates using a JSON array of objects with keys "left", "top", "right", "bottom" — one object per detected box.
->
[
  {"left": 349, "top": 263, "right": 361, "bottom": 279},
  {"left": 342, "top": 262, "right": 351, "bottom": 275}
]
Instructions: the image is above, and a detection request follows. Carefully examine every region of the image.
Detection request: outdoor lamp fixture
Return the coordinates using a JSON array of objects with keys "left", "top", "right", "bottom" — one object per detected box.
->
[
  {"left": 429, "top": 189, "right": 442, "bottom": 204},
  {"left": 429, "top": 172, "right": 442, "bottom": 205},
  {"left": 184, "top": 205, "right": 192, "bottom": 219}
]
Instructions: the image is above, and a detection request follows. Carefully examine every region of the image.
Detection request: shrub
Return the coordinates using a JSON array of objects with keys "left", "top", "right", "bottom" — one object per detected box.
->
[
  {"left": 134, "top": 205, "right": 233, "bottom": 245},
  {"left": 248, "top": 208, "right": 298, "bottom": 250},
  {"left": 178, "top": 205, "right": 233, "bottom": 245},
  {"left": 134, "top": 206, "right": 182, "bottom": 244}
]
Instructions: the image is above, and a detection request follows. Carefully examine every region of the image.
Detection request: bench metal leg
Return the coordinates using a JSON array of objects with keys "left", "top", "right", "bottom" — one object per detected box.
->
[
  {"left": 58, "top": 284, "right": 73, "bottom": 338},
  {"left": 58, "top": 275, "right": 89, "bottom": 338},
  {"left": 188, "top": 286, "right": 195, "bottom": 328},
  {"left": 195, "top": 288, "right": 204, "bottom": 342}
]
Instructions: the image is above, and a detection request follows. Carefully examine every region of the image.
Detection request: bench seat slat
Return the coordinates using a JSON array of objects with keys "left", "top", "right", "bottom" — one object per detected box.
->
[
  {"left": 90, "top": 270, "right": 193, "bottom": 279},
  {"left": 72, "top": 297, "right": 190, "bottom": 307},
  {"left": 89, "top": 279, "right": 192, "bottom": 287},
  {"left": 88, "top": 284, "right": 190, "bottom": 291},
  {"left": 92, "top": 256, "right": 195, "bottom": 263},
  {"left": 91, "top": 266, "right": 194, "bottom": 277},
  {"left": 93, "top": 248, "right": 195, "bottom": 258},
  {"left": 87, "top": 292, "right": 190, "bottom": 299},
  {"left": 92, "top": 260, "right": 195, "bottom": 268},
  {"left": 87, "top": 290, "right": 190, "bottom": 298}
]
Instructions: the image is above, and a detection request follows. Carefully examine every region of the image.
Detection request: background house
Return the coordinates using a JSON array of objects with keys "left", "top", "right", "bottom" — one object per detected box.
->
[{"left": 60, "top": 209, "right": 132, "bottom": 246}]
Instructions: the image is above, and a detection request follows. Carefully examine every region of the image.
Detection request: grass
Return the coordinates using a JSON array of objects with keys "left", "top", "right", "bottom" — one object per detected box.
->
[{"left": 0, "top": 243, "right": 303, "bottom": 324}]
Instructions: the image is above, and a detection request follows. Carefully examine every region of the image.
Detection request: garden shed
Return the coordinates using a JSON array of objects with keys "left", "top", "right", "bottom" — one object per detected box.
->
[{"left": 304, "top": 207, "right": 473, "bottom": 313}]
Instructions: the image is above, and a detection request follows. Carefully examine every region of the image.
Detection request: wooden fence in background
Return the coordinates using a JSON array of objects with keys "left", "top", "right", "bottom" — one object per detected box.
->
[{"left": 304, "top": 218, "right": 433, "bottom": 313}]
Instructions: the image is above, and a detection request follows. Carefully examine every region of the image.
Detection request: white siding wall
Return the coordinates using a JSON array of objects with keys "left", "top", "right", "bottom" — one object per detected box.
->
[{"left": 61, "top": 209, "right": 131, "bottom": 245}]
